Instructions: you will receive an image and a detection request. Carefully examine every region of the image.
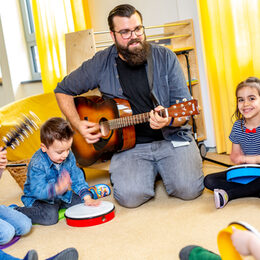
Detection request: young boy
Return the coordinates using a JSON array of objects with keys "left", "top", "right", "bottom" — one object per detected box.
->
[{"left": 14, "top": 117, "right": 110, "bottom": 225}]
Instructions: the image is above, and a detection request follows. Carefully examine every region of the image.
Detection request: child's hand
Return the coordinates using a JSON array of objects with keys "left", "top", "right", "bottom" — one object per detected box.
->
[
  {"left": 84, "top": 195, "right": 101, "bottom": 206},
  {"left": 0, "top": 148, "right": 7, "bottom": 169},
  {"left": 55, "top": 170, "right": 71, "bottom": 195},
  {"left": 231, "top": 227, "right": 252, "bottom": 256}
]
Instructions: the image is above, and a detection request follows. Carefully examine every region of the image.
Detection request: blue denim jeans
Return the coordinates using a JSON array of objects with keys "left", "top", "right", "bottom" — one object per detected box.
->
[
  {"left": 16, "top": 193, "right": 82, "bottom": 225},
  {"left": 0, "top": 205, "right": 32, "bottom": 245},
  {"left": 110, "top": 139, "right": 204, "bottom": 208}
]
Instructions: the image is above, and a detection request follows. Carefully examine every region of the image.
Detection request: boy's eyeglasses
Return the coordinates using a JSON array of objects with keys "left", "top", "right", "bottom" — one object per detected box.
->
[{"left": 113, "top": 25, "right": 145, "bottom": 39}]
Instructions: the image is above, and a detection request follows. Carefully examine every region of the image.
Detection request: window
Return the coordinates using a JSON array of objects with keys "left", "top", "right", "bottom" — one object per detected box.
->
[{"left": 19, "top": 0, "right": 41, "bottom": 80}]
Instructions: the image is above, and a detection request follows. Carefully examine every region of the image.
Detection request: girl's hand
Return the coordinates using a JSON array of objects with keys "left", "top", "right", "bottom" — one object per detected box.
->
[
  {"left": 55, "top": 170, "right": 71, "bottom": 195},
  {"left": 84, "top": 195, "right": 101, "bottom": 206},
  {"left": 0, "top": 148, "right": 7, "bottom": 169}
]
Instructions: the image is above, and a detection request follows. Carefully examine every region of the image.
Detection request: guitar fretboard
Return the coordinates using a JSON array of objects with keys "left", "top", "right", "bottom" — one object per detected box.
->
[{"left": 102, "top": 112, "right": 151, "bottom": 130}]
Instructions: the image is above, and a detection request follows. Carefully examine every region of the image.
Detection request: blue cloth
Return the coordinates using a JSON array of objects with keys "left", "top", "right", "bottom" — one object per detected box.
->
[
  {"left": 227, "top": 167, "right": 260, "bottom": 184},
  {"left": 55, "top": 43, "right": 192, "bottom": 142},
  {"left": 229, "top": 120, "right": 260, "bottom": 155},
  {"left": 21, "top": 149, "right": 92, "bottom": 207},
  {"left": 0, "top": 250, "right": 21, "bottom": 260},
  {"left": 0, "top": 205, "right": 31, "bottom": 245}
]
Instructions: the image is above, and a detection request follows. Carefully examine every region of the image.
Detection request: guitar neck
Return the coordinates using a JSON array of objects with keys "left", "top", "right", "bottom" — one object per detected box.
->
[
  {"left": 102, "top": 99, "right": 198, "bottom": 130},
  {"left": 105, "top": 112, "right": 151, "bottom": 130}
]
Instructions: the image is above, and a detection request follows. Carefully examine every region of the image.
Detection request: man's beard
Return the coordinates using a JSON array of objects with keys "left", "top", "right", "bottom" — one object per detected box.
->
[{"left": 115, "top": 38, "right": 150, "bottom": 66}]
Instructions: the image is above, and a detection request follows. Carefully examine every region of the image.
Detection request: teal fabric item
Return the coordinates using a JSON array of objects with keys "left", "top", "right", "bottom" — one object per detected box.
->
[
  {"left": 189, "top": 246, "right": 221, "bottom": 260},
  {"left": 227, "top": 167, "right": 260, "bottom": 184},
  {"left": 179, "top": 245, "right": 221, "bottom": 260}
]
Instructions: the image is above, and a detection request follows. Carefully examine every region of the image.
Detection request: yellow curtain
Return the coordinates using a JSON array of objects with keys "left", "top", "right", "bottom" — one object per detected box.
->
[
  {"left": 197, "top": 0, "right": 260, "bottom": 154},
  {"left": 31, "top": 0, "right": 92, "bottom": 93}
]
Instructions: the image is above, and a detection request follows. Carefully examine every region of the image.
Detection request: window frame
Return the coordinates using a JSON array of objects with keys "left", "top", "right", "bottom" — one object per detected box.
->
[{"left": 19, "top": 0, "right": 41, "bottom": 80}]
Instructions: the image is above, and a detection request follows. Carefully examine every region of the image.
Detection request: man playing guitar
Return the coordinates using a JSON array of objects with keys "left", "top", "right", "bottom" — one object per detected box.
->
[{"left": 55, "top": 4, "right": 204, "bottom": 208}]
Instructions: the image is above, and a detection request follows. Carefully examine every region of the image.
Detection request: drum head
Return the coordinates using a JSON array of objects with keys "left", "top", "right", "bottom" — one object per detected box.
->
[
  {"left": 65, "top": 201, "right": 115, "bottom": 227},
  {"left": 65, "top": 201, "right": 114, "bottom": 219}
]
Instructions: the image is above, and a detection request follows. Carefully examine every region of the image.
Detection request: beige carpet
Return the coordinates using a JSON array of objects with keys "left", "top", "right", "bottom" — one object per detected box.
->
[{"left": 1, "top": 153, "right": 259, "bottom": 260}]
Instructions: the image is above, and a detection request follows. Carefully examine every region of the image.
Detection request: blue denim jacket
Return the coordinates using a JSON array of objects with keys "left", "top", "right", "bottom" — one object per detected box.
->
[
  {"left": 21, "top": 149, "right": 92, "bottom": 207},
  {"left": 55, "top": 44, "right": 192, "bottom": 142}
]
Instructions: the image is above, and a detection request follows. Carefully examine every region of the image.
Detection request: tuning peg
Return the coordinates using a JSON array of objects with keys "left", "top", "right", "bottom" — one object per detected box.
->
[
  {"left": 193, "top": 115, "right": 198, "bottom": 119},
  {"left": 191, "top": 96, "right": 194, "bottom": 99},
  {"left": 182, "top": 98, "right": 187, "bottom": 102},
  {"left": 176, "top": 100, "right": 179, "bottom": 104}
]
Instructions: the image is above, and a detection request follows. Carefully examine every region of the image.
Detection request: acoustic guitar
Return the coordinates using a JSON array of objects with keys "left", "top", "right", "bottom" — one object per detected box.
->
[{"left": 72, "top": 96, "right": 199, "bottom": 166}]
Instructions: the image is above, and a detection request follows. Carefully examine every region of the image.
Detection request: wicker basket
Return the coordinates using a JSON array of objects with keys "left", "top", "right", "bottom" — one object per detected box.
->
[{"left": 6, "top": 159, "right": 30, "bottom": 190}]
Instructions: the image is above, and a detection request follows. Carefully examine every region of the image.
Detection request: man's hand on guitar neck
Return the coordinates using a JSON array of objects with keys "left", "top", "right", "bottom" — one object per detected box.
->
[
  {"left": 149, "top": 106, "right": 170, "bottom": 129},
  {"left": 149, "top": 106, "right": 188, "bottom": 129},
  {"left": 78, "top": 120, "right": 102, "bottom": 144}
]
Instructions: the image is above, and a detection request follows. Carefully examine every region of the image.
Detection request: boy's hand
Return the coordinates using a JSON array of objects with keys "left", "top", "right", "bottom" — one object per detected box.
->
[
  {"left": 84, "top": 195, "right": 101, "bottom": 206},
  {"left": 55, "top": 170, "right": 71, "bottom": 195}
]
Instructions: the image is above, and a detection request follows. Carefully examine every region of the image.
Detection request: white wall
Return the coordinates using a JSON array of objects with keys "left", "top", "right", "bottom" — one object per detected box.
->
[
  {"left": 0, "top": 0, "right": 43, "bottom": 107},
  {"left": 0, "top": 0, "right": 215, "bottom": 147},
  {"left": 88, "top": 0, "right": 215, "bottom": 147}
]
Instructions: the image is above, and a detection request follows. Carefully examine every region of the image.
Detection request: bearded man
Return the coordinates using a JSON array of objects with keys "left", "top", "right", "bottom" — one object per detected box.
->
[{"left": 55, "top": 4, "right": 204, "bottom": 208}]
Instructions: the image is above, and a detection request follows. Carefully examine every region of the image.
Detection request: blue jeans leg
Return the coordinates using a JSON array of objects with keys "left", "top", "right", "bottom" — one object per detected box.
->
[
  {"left": 110, "top": 139, "right": 204, "bottom": 208},
  {"left": 0, "top": 205, "right": 31, "bottom": 243},
  {"left": 0, "top": 218, "right": 15, "bottom": 245},
  {"left": 16, "top": 194, "right": 82, "bottom": 225},
  {"left": 15, "top": 201, "right": 60, "bottom": 226}
]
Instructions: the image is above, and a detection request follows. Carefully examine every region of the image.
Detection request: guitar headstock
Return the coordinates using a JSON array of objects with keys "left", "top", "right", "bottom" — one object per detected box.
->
[
  {"left": 167, "top": 99, "right": 199, "bottom": 118},
  {"left": 2, "top": 111, "right": 40, "bottom": 150}
]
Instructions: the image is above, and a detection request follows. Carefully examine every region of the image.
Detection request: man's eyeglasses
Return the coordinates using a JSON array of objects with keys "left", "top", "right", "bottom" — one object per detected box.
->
[{"left": 113, "top": 25, "right": 145, "bottom": 39}]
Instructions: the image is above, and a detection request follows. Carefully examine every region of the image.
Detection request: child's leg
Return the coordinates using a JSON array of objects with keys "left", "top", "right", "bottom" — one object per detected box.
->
[
  {"left": 0, "top": 218, "right": 15, "bottom": 245},
  {"left": 0, "top": 205, "right": 31, "bottom": 236},
  {"left": 60, "top": 193, "right": 82, "bottom": 209},
  {"left": 15, "top": 201, "right": 59, "bottom": 226},
  {"left": 205, "top": 172, "right": 260, "bottom": 200}
]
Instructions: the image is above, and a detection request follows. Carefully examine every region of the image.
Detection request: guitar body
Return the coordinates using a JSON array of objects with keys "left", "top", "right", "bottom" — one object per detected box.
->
[{"left": 72, "top": 96, "right": 135, "bottom": 166}]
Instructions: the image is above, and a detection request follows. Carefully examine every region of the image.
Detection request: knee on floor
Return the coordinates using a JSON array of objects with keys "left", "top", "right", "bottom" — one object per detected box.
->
[
  {"left": 114, "top": 189, "right": 153, "bottom": 208},
  {"left": 35, "top": 208, "right": 59, "bottom": 226},
  {"left": 0, "top": 225, "right": 15, "bottom": 245}
]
